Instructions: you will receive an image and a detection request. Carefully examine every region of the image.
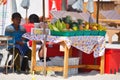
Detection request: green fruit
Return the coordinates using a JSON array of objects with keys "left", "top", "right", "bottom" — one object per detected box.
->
[
  {"left": 52, "top": 26, "right": 60, "bottom": 31},
  {"left": 48, "top": 23, "right": 54, "bottom": 30}
]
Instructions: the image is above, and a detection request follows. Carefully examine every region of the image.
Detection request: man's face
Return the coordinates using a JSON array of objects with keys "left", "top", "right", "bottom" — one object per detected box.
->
[{"left": 12, "top": 17, "right": 21, "bottom": 26}]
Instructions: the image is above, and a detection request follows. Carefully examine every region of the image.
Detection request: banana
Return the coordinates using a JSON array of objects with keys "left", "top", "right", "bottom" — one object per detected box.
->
[
  {"left": 48, "top": 23, "right": 53, "bottom": 30},
  {"left": 52, "top": 26, "right": 60, "bottom": 31}
]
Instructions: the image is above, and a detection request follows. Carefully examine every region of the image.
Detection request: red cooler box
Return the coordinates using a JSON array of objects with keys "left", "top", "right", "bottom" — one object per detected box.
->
[{"left": 105, "top": 48, "right": 120, "bottom": 74}]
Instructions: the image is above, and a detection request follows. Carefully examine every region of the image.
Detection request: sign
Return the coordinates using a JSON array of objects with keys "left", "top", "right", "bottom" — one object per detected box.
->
[{"left": 31, "top": 28, "right": 50, "bottom": 35}]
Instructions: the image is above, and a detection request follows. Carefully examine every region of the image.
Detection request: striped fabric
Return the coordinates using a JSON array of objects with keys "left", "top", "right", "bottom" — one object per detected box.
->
[
  {"left": 50, "top": 11, "right": 95, "bottom": 22},
  {"left": 50, "top": 11, "right": 66, "bottom": 19},
  {"left": 100, "top": 10, "right": 120, "bottom": 19},
  {"left": 79, "top": 12, "right": 95, "bottom": 22}
]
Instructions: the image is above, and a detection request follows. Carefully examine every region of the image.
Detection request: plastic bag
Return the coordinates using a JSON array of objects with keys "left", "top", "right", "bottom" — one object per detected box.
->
[{"left": 21, "top": 0, "right": 30, "bottom": 9}]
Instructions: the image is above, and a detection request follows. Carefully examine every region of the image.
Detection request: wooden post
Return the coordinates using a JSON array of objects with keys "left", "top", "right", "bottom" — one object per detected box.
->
[
  {"left": 43, "top": 0, "right": 45, "bottom": 21},
  {"left": 42, "top": 0, "right": 48, "bottom": 76},
  {"left": 96, "top": 0, "right": 100, "bottom": 23},
  {"left": 63, "top": 42, "right": 69, "bottom": 78},
  {"left": 100, "top": 55, "right": 105, "bottom": 74},
  {"left": 25, "top": 9, "right": 28, "bottom": 23},
  {"left": 31, "top": 41, "right": 36, "bottom": 72}
]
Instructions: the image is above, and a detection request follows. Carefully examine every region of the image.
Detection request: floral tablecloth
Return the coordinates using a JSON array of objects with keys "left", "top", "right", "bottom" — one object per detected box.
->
[{"left": 22, "top": 32, "right": 105, "bottom": 58}]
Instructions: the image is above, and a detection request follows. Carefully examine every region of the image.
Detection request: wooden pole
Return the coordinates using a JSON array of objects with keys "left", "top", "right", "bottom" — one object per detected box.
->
[
  {"left": 42, "top": 0, "right": 47, "bottom": 76},
  {"left": 96, "top": 0, "right": 100, "bottom": 23},
  {"left": 25, "top": 9, "right": 28, "bottom": 23},
  {"left": 62, "top": 0, "right": 67, "bottom": 10},
  {"left": 43, "top": 0, "right": 45, "bottom": 21}
]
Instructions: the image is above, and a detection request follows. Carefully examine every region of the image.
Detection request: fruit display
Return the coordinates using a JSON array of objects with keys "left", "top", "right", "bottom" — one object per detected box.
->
[
  {"left": 48, "top": 16, "right": 83, "bottom": 31},
  {"left": 83, "top": 22, "right": 106, "bottom": 31},
  {"left": 48, "top": 16, "right": 106, "bottom": 36}
]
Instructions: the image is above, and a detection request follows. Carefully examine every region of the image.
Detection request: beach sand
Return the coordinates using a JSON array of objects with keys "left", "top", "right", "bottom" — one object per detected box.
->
[
  {"left": 0, "top": 34, "right": 120, "bottom": 80},
  {"left": 0, "top": 70, "right": 120, "bottom": 80}
]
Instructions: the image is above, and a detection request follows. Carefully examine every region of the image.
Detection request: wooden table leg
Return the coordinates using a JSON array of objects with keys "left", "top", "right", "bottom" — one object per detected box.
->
[
  {"left": 100, "top": 55, "right": 105, "bottom": 74},
  {"left": 63, "top": 43, "right": 69, "bottom": 78},
  {"left": 31, "top": 40, "right": 36, "bottom": 73}
]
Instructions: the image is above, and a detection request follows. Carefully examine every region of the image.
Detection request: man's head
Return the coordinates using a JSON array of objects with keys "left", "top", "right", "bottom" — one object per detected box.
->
[
  {"left": 11, "top": 12, "right": 22, "bottom": 26},
  {"left": 12, "top": 12, "right": 22, "bottom": 19},
  {"left": 29, "top": 14, "right": 40, "bottom": 23}
]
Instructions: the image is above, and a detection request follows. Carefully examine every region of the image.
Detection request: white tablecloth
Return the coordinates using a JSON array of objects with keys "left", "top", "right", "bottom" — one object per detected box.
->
[{"left": 22, "top": 32, "right": 105, "bottom": 58}]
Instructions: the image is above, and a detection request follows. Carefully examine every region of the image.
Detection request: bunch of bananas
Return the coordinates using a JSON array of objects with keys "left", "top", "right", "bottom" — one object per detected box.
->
[{"left": 48, "top": 20, "right": 66, "bottom": 32}]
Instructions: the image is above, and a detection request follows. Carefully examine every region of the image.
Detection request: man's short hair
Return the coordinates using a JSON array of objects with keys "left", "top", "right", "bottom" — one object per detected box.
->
[
  {"left": 29, "top": 14, "right": 40, "bottom": 23},
  {"left": 12, "top": 12, "right": 22, "bottom": 19}
]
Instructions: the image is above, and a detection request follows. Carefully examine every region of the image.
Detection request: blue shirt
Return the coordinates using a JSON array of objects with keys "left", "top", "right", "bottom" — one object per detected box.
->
[{"left": 5, "top": 24, "right": 29, "bottom": 55}]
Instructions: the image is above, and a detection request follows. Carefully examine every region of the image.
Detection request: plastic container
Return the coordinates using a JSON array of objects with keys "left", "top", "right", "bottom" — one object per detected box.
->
[
  {"left": 51, "top": 57, "right": 80, "bottom": 75},
  {"left": 90, "top": 30, "right": 99, "bottom": 36},
  {"left": 98, "top": 31, "right": 106, "bottom": 36},
  {"left": 83, "top": 30, "right": 91, "bottom": 36},
  {"left": 51, "top": 30, "right": 106, "bottom": 36}
]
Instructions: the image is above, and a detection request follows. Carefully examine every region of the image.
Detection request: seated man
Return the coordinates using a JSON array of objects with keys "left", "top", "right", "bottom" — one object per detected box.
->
[{"left": 4, "top": 12, "right": 31, "bottom": 72}]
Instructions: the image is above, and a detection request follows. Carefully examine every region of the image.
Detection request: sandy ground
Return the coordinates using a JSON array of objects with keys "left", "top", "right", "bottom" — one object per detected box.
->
[
  {"left": 0, "top": 70, "right": 120, "bottom": 80},
  {"left": 0, "top": 34, "right": 120, "bottom": 80}
]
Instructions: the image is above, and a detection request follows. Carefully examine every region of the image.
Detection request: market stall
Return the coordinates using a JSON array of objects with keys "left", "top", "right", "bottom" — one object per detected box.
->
[
  {"left": 22, "top": 0, "right": 107, "bottom": 75},
  {"left": 22, "top": 32, "right": 106, "bottom": 78}
]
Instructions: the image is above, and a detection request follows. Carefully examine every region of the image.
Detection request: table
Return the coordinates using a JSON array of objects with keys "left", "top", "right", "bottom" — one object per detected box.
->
[
  {"left": 99, "top": 19, "right": 120, "bottom": 25},
  {"left": 106, "top": 28, "right": 120, "bottom": 43},
  {"left": 22, "top": 33, "right": 106, "bottom": 78},
  {"left": 0, "top": 35, "right": 13, "bottom": 73}
]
